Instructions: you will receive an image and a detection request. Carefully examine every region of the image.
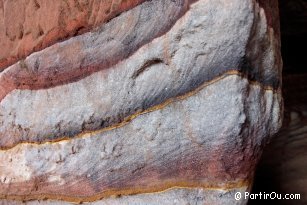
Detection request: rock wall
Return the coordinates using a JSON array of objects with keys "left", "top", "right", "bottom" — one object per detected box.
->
[
  {"left": 0, "top": 0, "right": 282, "bottom": 204},
  {"left": 250, "top": 1, "right": 307, "bottom": 204},
  {"left": 0, "top": 0, "right": 146, "bottom": 70}
]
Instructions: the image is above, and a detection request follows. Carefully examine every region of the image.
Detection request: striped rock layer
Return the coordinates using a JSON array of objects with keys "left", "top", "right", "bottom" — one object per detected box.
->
[
  {"left": 0, "top": 0, "right": 282, "bottom": 204},
  {"left": 0, "top": 0, "right": 146, "bottom": 70}
]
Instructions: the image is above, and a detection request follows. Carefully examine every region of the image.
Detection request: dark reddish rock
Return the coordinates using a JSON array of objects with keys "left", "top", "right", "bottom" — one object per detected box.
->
[{"left": 0, "top": 0, "right": 146, "bottom": 70}]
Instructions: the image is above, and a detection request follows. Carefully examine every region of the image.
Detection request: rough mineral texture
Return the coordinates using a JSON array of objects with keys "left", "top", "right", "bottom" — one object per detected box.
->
[
  {"left": 0, "top": 0, "right": 282, "bottom": 204},
  {"left": 0, "top": 0, "right": 146, "bottom": 70},
  {"left": 250, "top": 2, "right": 307, "bottom": 204},
  {"left": 0, "top": 188, "right": 250, "bottom": 205}
]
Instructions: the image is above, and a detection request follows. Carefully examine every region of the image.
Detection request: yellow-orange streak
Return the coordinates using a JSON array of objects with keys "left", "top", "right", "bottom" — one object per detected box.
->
[
  {"left": 0, "top": 179, "right": 252, "bottom": 203},
  {"left": 0, "top": 70, "right": 280, "bottom": 151}
]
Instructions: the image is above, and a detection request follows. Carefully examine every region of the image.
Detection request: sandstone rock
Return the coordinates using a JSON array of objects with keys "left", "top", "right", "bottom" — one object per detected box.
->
[
  {"left": 0, "top": 0, "right": 145, "bottom": 70},
  {"left": 0, "top": 188, "right": 249, "bottom": 205},
  {"left": 0, "top": 0, "right": 282, "bottom": 204},
  {"left": 249, "top": 1, "right": 307, "bottom": 203}
]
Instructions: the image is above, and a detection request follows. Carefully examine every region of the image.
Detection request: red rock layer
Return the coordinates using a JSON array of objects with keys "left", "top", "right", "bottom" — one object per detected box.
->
[
  {"left": 0, "top": 0, "right": 190, "bottom": 102},
  {"left": 0, "top": 0, "right": 282, "bottom": 203},
  {"left": 0, "top": 136, "right": 255, "bottom": 203},
  {"left": 0, "top": 0, "right": 146, "bottom": 71}
]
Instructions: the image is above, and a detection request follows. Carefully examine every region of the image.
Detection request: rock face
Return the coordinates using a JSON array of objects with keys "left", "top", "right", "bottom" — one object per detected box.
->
[
  {"left": 0, "top": 0, "right": 282, "bottom": 204},
  {"left": 250, "top": 1, "right": 307, "bottom": 203},
  {"left": 0, "top": 0, "right": 146, "bottom": 70}
]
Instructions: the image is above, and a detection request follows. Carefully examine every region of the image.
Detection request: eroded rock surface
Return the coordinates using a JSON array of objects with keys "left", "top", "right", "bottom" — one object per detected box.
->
[
  {"left": 0, "top": 0, "right": 146, "bottom": 70},
  {"left": 0, "top": 0, "right": 282, "bottom": 204}
]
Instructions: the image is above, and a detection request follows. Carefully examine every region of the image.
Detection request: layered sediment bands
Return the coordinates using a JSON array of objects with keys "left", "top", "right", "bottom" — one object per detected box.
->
[
  {"left": 0, "top": 0, "right": 189, "bottom": 100},
  {"left": 0, "top": 0, "right": 282, "bottom": 204},
  {"left": 0, "top": 0, "right": 281, "bottom": 149},
  {"left": 0, "top": 0, "right": 146, "bottom": 70},
  {"left": 0, "top": 75, "right": 281, "bottom": 202},
  {"left": 0, "top": 187, "right": 250, "bottom": 205}
]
